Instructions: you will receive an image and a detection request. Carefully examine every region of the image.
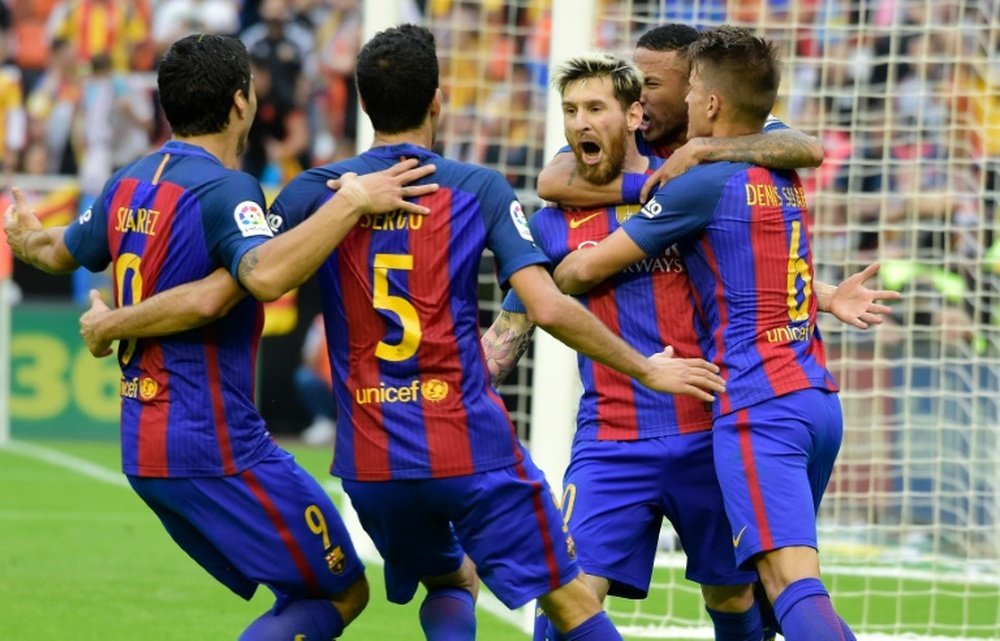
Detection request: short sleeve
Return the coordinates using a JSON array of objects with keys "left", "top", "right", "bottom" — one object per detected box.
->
[
  {"left": 479, "top": 171, "right": 550, "bottom": 286},
  {"left": 200, "top": 171, "right": 273, "bottom": 279},
  {"left": 622, "top": 167, "right": 719, "bottom": 256},
  {"left": 63, "top": 185, "right": 114, "bottom": 272}
]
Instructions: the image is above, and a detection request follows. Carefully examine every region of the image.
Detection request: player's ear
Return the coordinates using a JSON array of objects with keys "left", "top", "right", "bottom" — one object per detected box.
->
[
  {"left": 707, "top": 93, "right": 720, "bottom": 121},
  {"left": 429, "top": 88, "right": 443, "bottom": 118},
  {"left": 233, "top": 89, "right": 248, "bottom": 119},
  {"left": 626, "top": 100, "right": 643, "bottom": 132}
]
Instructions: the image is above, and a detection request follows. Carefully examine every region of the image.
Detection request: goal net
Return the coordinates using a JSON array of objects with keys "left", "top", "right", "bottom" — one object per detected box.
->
[{"left": 425, "top": 0, "right": 1000, "bottom": 637}]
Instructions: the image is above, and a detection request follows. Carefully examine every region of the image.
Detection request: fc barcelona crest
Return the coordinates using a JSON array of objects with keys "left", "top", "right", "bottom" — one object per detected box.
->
[{"left": 325, "top": 545, "right": 346, "bottom": 575}]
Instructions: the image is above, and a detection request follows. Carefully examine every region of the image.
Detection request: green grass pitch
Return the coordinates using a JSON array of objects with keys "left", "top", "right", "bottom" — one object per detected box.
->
[{"left": 2, "top": 440, "right": 997, "bottom": 640}]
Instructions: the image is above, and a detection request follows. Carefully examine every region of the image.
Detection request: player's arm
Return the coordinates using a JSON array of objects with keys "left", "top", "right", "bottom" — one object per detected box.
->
[
  {"left": 813, "top": 262, "right": 901, "bottom": 330},
  {"left": 3, "top": 187, "right": 78, "bottom": 273},
  {"left": 553, "top": 227, "right": 649, "bottom": 295},
  {"left": 481, "top": 292, "right": 536, "bottom": 388},
  {"left": 536, "top": 151, "right": 627, "bottom": 207},
  {"left": 640, "top": 126, "right": 824, "bottom": 201},
  {"left": 510, "top": 264, "right": 723, "bottom": 401},
  {"left": 237, "top": 159, "right": 437, "bottom": 301},
  {"left": 79, "top": 268, "right": 244, "bottom": 357}
]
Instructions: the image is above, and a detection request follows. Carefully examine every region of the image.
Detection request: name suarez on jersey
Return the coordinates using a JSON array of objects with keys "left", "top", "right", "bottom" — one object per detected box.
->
[{"left": 115, "top": 207, "right": 161, "bottom": 236}]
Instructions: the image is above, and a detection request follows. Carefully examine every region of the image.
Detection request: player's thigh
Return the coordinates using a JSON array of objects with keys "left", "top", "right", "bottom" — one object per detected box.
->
[
  {"left": 561, "top": 438, "right": 666, "bottom": 599},
  {"left": 712, "top": 394, "right": 821, "bottom": 567},
  {"left": 446, "top": 455, "right": 579, "bottom": 610},
  {"left": 660, "top": 430, "right": 757, "bottom": 587},
  {"left": 131, "top": 449, "right": 364, "bottom": 603},
  {"left": 129, "top": 477, "right": 258, "bottom": 600},
  {"left": 341, "top": 479, "right": 464, "bottom": 605},
  {"left": 805, "top": 389, "right": 844, "bottom": 510}
]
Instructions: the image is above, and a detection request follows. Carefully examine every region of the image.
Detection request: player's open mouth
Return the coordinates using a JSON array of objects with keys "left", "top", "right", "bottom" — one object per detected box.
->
[
  {"left": 638, "top": 115, "right": 651, "bottom": 132},
  {"left": 579, "top": 141, "right": 602, "bottom": 165}
]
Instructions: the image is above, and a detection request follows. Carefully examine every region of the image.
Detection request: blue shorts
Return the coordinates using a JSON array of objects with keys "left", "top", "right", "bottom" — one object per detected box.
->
[
  {"left": 129, "top": 447, "right": 364, "bottom": 609},
  {"left": 342, "top": 445, "right": 578, "bottom": 609},
  {"left": 713, "top": 388, "right": 843, "bottom": 568},
  {"left": 563, "top": 432, "right": 756, "bottom": 598}
]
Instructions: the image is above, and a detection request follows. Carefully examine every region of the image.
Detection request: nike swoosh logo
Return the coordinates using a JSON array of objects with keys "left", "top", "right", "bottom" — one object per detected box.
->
[
  {"left": 732, "top": 525, "right": 748, "bottom": 548},
  {"left": 568, "top": 211, "right": 602, "bottom": 229}
]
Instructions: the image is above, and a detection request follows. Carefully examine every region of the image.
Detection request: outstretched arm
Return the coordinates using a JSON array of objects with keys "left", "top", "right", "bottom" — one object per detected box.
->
[
  {"left": 511, "top": 264, "right": 724, "bottom": 401},
  {"left": 79, "top": 268, "right": 244, "bottom": 357},
  {"left": 3, "top": 187, "right": 78, "bottom": 273},
  {"left": 481, "top": 308, "right": 536, "bottom": 388},
  {"left": 641, "top": 128, "right": 825, "bottom": 201},
  {"left": 814, "top": 262, "right": 901, "bottom": 330},
  {"left": 238, "top": 159, "right": 438, "bottom": 301}
]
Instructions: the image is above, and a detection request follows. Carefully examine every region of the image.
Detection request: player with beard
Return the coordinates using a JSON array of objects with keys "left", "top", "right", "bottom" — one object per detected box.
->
[
  {"left": 554, "top": 26, "right": 870, "bottom": 641},
  {"left": 482, "top": 52, "right": 758, "bottom": 641},
  {"left": 536, "top": 23, "right": 824, "bottom": 208},
  {"left": 485, "top": 50, "right": 896, "bottom": 641}
]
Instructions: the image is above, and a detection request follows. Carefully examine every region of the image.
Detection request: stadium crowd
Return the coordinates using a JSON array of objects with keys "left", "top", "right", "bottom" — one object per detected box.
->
[{"left": 0, "top": 0, "right": 997, "bottom": 355}]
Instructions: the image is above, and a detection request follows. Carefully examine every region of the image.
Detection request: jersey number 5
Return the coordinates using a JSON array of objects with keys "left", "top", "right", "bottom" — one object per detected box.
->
[
  {"left": 373, "top": 253, "right": 422, "bottom": 362},
  {"left": 786, "top": 220, "right": 813, "bottom": 322}
]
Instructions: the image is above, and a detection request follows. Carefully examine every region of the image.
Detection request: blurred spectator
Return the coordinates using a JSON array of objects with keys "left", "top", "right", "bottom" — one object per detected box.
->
[
  {"left": 242, "top": 51, "right": 309, "bottom": 185},
  {"left": 240, "top": 0, "right": 314, "bottom": 108},
  {"left": 310, "top": 0, "right": 362, "bottom": 162},
  {"left": 9, "top": 0, "right": 59, "bottom": 91},
  {"left": 49, "top": 0, "right": 150, "bottom": 73},
  {"left": 25, "top": 37, "right": 79, "bottom": 175},
  {"left": 294, "top": 314, "right": 336, "bottom": 446},
  {"left": 152, "top": 0, "right": 239, "bottom": 56},
  {"left": 0, "top": 36, "right": 27, "bottom": 179}
]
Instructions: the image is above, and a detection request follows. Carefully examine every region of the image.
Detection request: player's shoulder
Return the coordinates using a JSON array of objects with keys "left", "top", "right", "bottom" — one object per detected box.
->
[{"left": 438, "top": 157, "right": 511, "bottom": 192}]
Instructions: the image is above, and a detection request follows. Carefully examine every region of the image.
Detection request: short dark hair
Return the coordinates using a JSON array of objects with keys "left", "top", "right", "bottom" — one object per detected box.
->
[
  {"left": 636, "top": 23, "right": 700, "bottom": 54},
  {"left": 688, "top": 25, "right": 780, "bottom": 126},
  {"left": 157, "top": 34, "right": 251, "bottom": 137},
  {"left": 355, "top": 24, "right": 439, "bottom": 134}
]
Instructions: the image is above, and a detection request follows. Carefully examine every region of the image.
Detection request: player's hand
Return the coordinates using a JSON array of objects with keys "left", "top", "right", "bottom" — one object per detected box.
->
[
  {"left": 3, "top": 187, "right": 44, "bottom": 261},
  {"left": 642, "top": 345, "right": 725, "bottom": 403},
  {"left": 639, "top": 139, "right": 707, "bottom": 202},
  {"left": 328, "top": 158, "right": 439, "bottom": 216},
  {"left": 79, "top": 289, "right": 115, "bottom": 358},
  {"left": 829, "top": 262, "right": 901, "bottom": 329}
]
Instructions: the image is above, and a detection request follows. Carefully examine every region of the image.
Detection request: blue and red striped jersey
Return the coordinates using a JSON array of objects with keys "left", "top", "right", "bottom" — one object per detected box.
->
[
  {"left": 623, "top": 162, "right": 838, "bottom": 417},
  {"left": 268, "top": 143, "right": 549, "bottom": 481},
  {"left": 63, "top": 140, "right": 277, "bottom": 477},
  {"left": 503, "top": 163, "right": 712, "bottom": 440}
]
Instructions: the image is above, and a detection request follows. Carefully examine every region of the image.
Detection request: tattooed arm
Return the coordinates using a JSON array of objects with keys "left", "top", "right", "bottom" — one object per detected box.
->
[
  {"left": 536, "top": 151, "right": 630, "bottom": 208},
  {"left": 640, "top": 127, "right": 825, "bottom": 201},
  {"left": 481, "top": 308, "right": 536, "bottom": 388}
]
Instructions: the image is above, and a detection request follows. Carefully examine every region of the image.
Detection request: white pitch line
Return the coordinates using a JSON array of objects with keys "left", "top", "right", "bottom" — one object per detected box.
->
[{"left": 1, "top": 440, "right": 129, "bottom": 488}]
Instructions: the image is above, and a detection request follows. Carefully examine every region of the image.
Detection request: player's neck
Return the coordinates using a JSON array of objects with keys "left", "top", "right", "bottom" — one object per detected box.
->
[
  {"left": 624, "top": 141, "right": 648, "bottom": 173},
  {"left": 172, "top": 134, "right": 241, "bottom": 170},
  {"left": 370, "top": 122, "right": 434, "bottom": 150}
]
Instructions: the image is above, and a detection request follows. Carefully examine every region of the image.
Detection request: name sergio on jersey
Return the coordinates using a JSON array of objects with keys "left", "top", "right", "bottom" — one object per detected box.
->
[
  {"left": 115, "top": 207, "right": 161, "bottom": 236},
  {"left": 355, "top": 379, "right": 449, "bottom": 405},
  {"left": 358, "top": 209, "right": 424, "bottom": 231}
]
